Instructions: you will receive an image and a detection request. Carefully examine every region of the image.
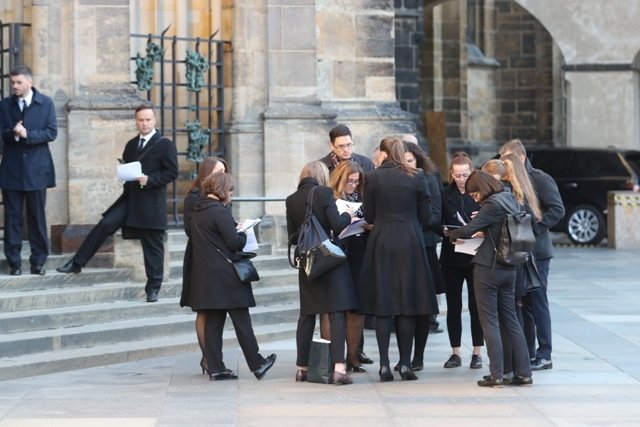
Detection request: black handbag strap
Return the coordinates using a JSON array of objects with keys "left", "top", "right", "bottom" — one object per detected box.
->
[{"left": 191, "top": 213, "right": 234, "bottom": 265}]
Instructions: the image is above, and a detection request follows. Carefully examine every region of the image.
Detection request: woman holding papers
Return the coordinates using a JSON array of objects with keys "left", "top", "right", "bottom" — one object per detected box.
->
[
  {"left": 180, "top": 157, "right": 228, "bottom": 375},
  {"left": 358, "top": 137, "right": 438, "bottom": 382},
  {"left": 446, "top": 171, "right": 532, "bottom": 387},
  {"left": 188, "top": 172, "right": 276, "bottom": 381},
  {"left": 400, "top": 141, "right": 443, "bottom": 372},
  {"left": 439, "top": 152, "right": 484, "bottom": 370},
  {"left": 325, "top": 160, "right": 368, "bottom": 373},
  {"left": 286, "top": 161, "right": 358, "bottom": 385}
]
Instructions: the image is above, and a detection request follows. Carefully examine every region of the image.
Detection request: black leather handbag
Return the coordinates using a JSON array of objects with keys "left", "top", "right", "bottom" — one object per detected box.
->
[
  {"left": 192, "top": 216, "right": 260, "bottom": 283},
  {"left": 523, "top": 253, "right": 543, "bottom": 292},
  {"left": 288, "top": 186, "right": 347, "bottom": 281}
]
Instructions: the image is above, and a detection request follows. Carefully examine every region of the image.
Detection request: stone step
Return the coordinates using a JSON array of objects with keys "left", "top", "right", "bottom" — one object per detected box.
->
[
  {"left": 0, "top": 282, "right": 299, "bottom": 329},
  {"left": 0, "top": 302, "right": 299, "bottom": 359},
  {"left": 0, "top": 267, "right": 132, "bottom": 291},
  {"left": 0, "top": 322, "right": 298, "bottom": 381}
]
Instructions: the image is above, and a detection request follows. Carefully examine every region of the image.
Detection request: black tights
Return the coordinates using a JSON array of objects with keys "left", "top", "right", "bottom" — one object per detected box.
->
[{"left": 376, "top": 315, "right": 415, "bottom": 368}]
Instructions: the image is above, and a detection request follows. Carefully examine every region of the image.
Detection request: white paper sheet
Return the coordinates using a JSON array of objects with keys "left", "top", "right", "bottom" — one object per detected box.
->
[
  {"left": 338, "top": 218, "right": 367, "bottom": 239},
  {"left": 454, "top": 238, "right": 483, "bottom": 255},
  {"left": 242, "top": 226, "right": 259, "bottom": 252},
  {"left": 238, "top": 218, "right": 261, "bottom": 233},
  {"left": 335, "top": 199, "right": 362, "bottom": 215},
  {"left": 117, "top": 161, "right": 143, "bottom": 181}
]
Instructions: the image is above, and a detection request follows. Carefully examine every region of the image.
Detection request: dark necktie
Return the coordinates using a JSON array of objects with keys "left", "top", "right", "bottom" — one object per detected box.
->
[
  {"left": 138, "top": 138, "right": 146, "bottom": 151},
  {"left": 19, "top": 99, "right": 26, "bottom": 112}
]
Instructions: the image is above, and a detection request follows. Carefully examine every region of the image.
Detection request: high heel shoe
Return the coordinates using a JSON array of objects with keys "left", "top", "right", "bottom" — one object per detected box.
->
[
  {"left": 332, "top": 371, "right": 353, "bottom": 385},
  {"left": 295, "top": 369, "right": 308, "bottom": 382},
  {"left": 399, "top": 365, "right": 418, "bottom": 381},
  {"left": 379, "top": 365, "right": 394, "bottom": 382},
  {"left": 346, "top": 360, "right": 366, "bottom": 373},
  {"left": 200, "top": 357, "right": 209, "bottom": 375}
]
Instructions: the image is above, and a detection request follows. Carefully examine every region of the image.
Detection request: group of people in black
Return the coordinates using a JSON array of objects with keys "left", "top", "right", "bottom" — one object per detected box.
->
[
  {"left": 177, "top": 123, "right": 564, "bottom": 387},
  {"left": 284, "top": 125, "right": 564, "bottom": 387}
]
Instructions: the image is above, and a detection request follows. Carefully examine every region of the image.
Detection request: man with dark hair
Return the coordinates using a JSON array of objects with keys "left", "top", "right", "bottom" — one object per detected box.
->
[
  {"left": 499, "top": 138, "right": 565, "bottom": 371},
  {"left": 0, "top": 66, "right": 57, "bottom": 276},
  {"left": 319, "top": 124, "right": 374, "bottom": 173},
  {"left": 57, "top": 104, "right": 178, "bottom": 303}
]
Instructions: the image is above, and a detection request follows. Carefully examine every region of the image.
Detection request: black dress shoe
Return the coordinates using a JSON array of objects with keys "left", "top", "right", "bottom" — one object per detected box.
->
[
  {"left": 399, "top": 365, "right": 418, "bottom": 381},
  {"left": 477, "top": 376, "right": 504, "bottom": 387},
  {"left": 146, "top": 292, "right": 158, "bottom": 303},
  {"left": 444, "top": 354, "right": 462, "bottom": 368},
  {"left": 346, "top": 361, "right": 366, "bottom": 373},
  {"left": 505, "top": 375, "right": 533, "bottom": 386},
  {"left": 470, "top": 354, "right": 483, "bottom": 369},
  {"left": 9, "top": 267, "right": 21, "bottom": 276},
  {"left": 30, "top": 265, "right": 46, "bottom": 275},
  {"left": 379, "top": 366, "right": 393, "bottom": 382},
  {"left": 210, "top": 369, "right": 238, "bottom": 381},
  {"left": 56, "top": 260, "right": 82, "bottom": 274},
  {"left": 531, "top": 358, "right": 552, "bottom": 371},
  {"left": 410, "top": 362, "right": 424, "bottom": 372},
  {"left": 359, "top": 351, "right": 374, "bottom": 364},
  {"left": 254, "top": 353, "right": 277, "bottom": 380}
]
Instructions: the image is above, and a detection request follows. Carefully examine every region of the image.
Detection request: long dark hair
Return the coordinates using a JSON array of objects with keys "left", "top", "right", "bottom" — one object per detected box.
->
[
  {"left": 189, "top": 157, "right": 229, "bottom": 191},
  {"left": 403, "top": 141, "right": 437, "bottom": 174},
  {"left": 379, "top": 137, "right": 415, "bottom": 176}
]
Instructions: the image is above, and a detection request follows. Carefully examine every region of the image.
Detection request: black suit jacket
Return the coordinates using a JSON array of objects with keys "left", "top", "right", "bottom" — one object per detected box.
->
[
  {"left": 104, "top": 131, "right": 178, "bottom": 230},
  {"left": 527, "top": 160, "right": 565, "bottom": 259}
]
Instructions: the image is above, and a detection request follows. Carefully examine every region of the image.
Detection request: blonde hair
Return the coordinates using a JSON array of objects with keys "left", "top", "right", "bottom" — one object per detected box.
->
[
  {"left": 482, "top": 157, "right": 542, "bottom": 221},
  {"left": 329, "top": 160, "right": 364, "bottom": 199},
  {"left": 499, "top": 138, "right": 527, "bottom": 157},
  {"left": 299, "top": 161, "right": 330, "bottom": 185}
]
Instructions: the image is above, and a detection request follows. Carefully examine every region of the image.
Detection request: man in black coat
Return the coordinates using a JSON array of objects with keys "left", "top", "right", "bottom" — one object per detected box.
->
[
  {"left": 57, "top": 104, "right": 178, "bottom": 303},
  {"left": 0, "top": 66, "right": 57, "bottom": 276},
  {"left": 500, "top": 139, "right": 565, "bottom": 371},
  {"left": 318, "top": 124, "right": 374, "bottom": 173}
]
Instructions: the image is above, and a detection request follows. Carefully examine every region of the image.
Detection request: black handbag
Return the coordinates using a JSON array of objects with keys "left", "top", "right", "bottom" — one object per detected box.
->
[
  {"left": 192, "top": 216, "right": 260, "bottom": 283},
  {"left": 523, "top": 253, "right": 543, "bottom": 292},
  {"left": 288, "top": 186, "right": 347, "bottom": 281}
]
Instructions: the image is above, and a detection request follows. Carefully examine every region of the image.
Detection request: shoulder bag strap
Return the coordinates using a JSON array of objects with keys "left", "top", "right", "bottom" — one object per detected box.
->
[{"left": 191, "top": 213, "right": 234, "bottom": 265}]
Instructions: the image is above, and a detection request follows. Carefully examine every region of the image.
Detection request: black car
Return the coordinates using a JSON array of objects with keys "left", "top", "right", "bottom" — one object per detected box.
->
[{"left": 526, "top": 147, "right": 640, "bottom": 245}]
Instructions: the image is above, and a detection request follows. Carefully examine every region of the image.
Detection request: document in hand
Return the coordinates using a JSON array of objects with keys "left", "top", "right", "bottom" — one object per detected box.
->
[
  {"left": 238, "top": 218, "right": 261, "bottom": 233},
  {"left": 338, "top": 218, "right": 367, "bottom": 239},
  {"left": 335, "top": 199, "right": 362, "bottom": 215},
  {"left": 454, "top": 238, "right": 483, "bottom": 256},
  {"left": 117, "top": 161, "right": 144, "bottom": 182}
]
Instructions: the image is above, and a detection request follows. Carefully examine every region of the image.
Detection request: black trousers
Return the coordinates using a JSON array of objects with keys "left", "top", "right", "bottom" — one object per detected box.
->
[
  {"left": 72, "top": 200, "right": 164, "bottom": 294},
  {"left": 2, "top": 189, "right": 49, "bottom": 268},
  {"left": 203, "top": 308, "right": 264, "bottom": 373},
  {"left": 443, "top": 266, "right": 484, "bottom": 348},
  {"left": 296, "top": 312, "right": 346, "bottom": 366}
]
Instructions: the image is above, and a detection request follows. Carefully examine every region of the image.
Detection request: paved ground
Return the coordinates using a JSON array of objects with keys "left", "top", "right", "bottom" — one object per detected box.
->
[{"left": 1, "top": 246, "right": 639, "bottom": 427}]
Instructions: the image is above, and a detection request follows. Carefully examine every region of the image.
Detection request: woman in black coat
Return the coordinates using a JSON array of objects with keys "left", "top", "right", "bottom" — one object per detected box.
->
[
  {"left": 439, "top": 152, "right": 484, "bottom": 370},
  {"left": 286, "top": 161, "right": 358, "bottom": 385},
  {"left": 188, "top": 172, "right": 276, "bottom": 381},
  {"left": 401, "top": 141, "right": 444, "bottom": 372},
  {"left": 358, "top": 137, "right": 438, "bottom": 382},
  {"left": 447, "top": 171, "right": 532, "bottom": 387},
  {"left": 180, "top": 157, "right": 228, "bottom": 375}
]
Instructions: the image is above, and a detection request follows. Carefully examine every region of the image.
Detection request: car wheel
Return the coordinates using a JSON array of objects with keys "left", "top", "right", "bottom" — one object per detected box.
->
[{"left": 565, "top": 204, "right": 605, "bottom": 245}]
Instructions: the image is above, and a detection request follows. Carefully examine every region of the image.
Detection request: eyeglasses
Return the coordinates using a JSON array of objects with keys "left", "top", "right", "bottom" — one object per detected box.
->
[
  {"left": 346, "top": 178, "right": 359, "bottom": 186},
  {"left": 452, "top": 173, "right": 470, "bottom": 180},
  {"left": 334, "top": 142, "right": 354, "bottom": 150}
]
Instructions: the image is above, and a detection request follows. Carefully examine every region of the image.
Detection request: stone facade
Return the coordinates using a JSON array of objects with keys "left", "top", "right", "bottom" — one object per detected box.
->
[{"left": 1, "top": 0, "right": 640, "bottom": 256}]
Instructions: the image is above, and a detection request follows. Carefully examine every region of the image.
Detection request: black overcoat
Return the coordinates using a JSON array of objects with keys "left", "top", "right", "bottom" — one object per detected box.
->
[
  {"left": 187, "top": 197, "right": 255, "bottom": 310},
  {"left": 358, "top": 160, "right": 439, "bottom": 316},
  {"left": 103, "top": 131, "right": 178, "bottom": 231},
  {"left": 0, "top": 88, "right": 57, "bottom": 190},
  {"left": 179, "top": 188, "right": 201, "bottom": 308},
  {"left": 286, "top": 178, "right": 358, "bottom": 315}
]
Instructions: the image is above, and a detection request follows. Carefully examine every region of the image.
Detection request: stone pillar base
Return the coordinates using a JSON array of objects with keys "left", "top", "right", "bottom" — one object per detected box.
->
[{"left": 607, "top": 191, "right": 640, "bottom": 249}]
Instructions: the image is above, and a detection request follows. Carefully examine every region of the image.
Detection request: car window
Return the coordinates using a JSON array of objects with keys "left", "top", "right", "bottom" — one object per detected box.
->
[
  {"left": 623, "top": 152, "right": 640, "bottom": 175},
  {"left": 570, "top": 152, "right": 629, "bottom": 178},
  {"left": 528, "top": 151, "right": 570, "bottom": 178}
]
